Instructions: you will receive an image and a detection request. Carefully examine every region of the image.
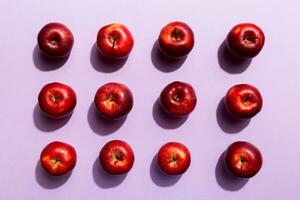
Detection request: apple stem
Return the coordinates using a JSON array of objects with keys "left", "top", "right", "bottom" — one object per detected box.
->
[
  {"left": 172, "top": 27, "right": 182, "bottom": 40},
  {"left": 111, "top": 36, "right": 117, "bottom": 48}
]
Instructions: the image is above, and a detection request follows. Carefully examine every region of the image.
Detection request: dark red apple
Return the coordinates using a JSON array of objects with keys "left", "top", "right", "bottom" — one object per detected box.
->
[
  {"left": 38, "top": 82, "right": 77, "bottom": 119},
  {"left": 224, "top": 141, "right": 263, "bottom": 178},
  {"left": 40, "top": 141, "right": 77, "bottom": 176},
  {"left": 37, "top": 22, "right": 74, "bottom": 57},
  {"left": 224, "top": 84, "right": 263, "bottom": 119},
  {"left": 99, "top": 140, "right": 134, "bottom": 175},
  {"left": 94, "top": 82, "right": 133, "bottom": 120},
  {"left": 226, "top": 23, "right": 265, "bottom": 58},
  {"left": 157, "top": 142, "right": 191, "bottom": 175},
  {"left": 160, "top": 81, "right": 197, "bottom": 117},
  {"left": 96, "top": 23, "right": 134, "bottom": 59},
  {"left": 158, "top": 21, "right": 194, "bottom": 58}
]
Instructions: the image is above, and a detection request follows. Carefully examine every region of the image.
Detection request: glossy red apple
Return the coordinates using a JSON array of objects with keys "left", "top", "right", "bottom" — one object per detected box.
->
[
  {"left": 40, "top": 141, "right": 77, "bottom": 176},
  {"left": 37, "top": 22, "right": 74, "bottom": 57},
  {"left": 94, "top": 82, "right": 133, "bottom": 120},
  {"left": 158, "top": 21, "right": 194, "bottom": 58},
  {"left": 224, "top": 84, "right": 263, "bottom": 119},
  {"left": 226, "top": 23, "right": 265, "bottom": 58},
  {"left": 99, "top": 140, "right": 134, "bottom": 175},
  {"left": 38, "top": 82, "right": 77, "bottom": 119},
  {"left": 224, "top": 141, "right": 263, "bottom": 178},
  {"left": 160, "top": 81, "right": 197, "bottom": 117},
  {"left": 157, "top": 142, "right": 191, "bottom": 175},
  {"left": 96, "top": 23, "right": 134, "bottom": 59}
]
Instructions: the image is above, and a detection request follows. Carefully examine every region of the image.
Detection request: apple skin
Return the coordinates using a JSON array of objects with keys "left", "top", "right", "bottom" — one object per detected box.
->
[
  {"left": 94, "top": 82, "right": 133, "bottom": 120},
  {"left": 96, "top": 23, "right": 134, "bottom": 59},
  {"left": 99, "top": 140, "right": 135, "bottom": 175},
  {"left": 160, "top": 81, "right": 197, "bottom": 117},
  {"left": 157, "top": 142, "right": 191, "bottom": 175},
  {"left": 37, "top": 22, "right": 74, "bottom": 57},
  {"left": 226, "top": 23, "right": 265, "bottom": 59},
  {"left": 40, "top": 141, "right": 77, "bottom": 176},
  {"left": 224, "top": 141, "right": 263, "bottom": 178},
  {"left": 158, "top": 21, "right": 194, "bottom": 58},
  {"left": 224, "top": 84, "right": 263, "bottom": 119}
]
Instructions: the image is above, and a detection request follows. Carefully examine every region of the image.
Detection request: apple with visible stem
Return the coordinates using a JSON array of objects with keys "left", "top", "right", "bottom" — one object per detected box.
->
[
  {"left": 37, "top": 22, "right": 74, "bottom": 57},
  {"left": 160, "top": 81, "right": 197, "bottom": 117},
  {"left": 226, "top": 23, "right": 265, "bottom": 59},
  {"left": 94, "top": 82, "right": 133, "bottom": 120},
  {"left": 224, "top": 141, "right": 263, "bottom": 178},
  {"left": 158, "top": 21, "right": 194, "bottom": 58},
  {"left": 97, "top": 23, "right": 134, "bottom": 59},
  {"left": 99, "top": 140, "right": 135, "bottom": 175},
  {"left": 157, "top": 142, "right": 191, "bottom": 175},
  {"left": 38, "top": 82, "right": 77, "bottom": 119},
  {"left": 224, "top": 84, "right": 262, "bottom": 119},
  {"left": 40, "top": 141, "right": 77, "bottom": 176}
]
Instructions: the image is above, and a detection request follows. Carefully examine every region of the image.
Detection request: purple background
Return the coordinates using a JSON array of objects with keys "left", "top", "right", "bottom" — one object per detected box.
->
[{"left": 0, "top": 0, "right": 299, "bottom": 199}]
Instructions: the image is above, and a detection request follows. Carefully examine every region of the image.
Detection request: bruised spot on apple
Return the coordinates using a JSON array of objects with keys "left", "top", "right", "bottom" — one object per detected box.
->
[
  {"left": 97, "top": 23, "right": 134, "bottom": 59},
  {"left": 38, "top": 82, "right": 77, "bottom": 119},
  {"left": 224, "top": 141, "right": 263, "bottom": 178},
  {"left": 160, "top": 81, "right": 197, "bottom": 117},
  {"left": 40, "top": 141, "right": 77, "bottom": 176},
  {"left": 94, "top": 82, "right": 133, "bottom": 120},
  {"left": 157, "top": 142, "right": 191, "bottom": 175},
  {"left": 226, "top": 23, "right": 265, "bottom": 59},
  {"left": 99, "top": 140, "right": 135, "bottom": 175},
  {"left": 224, "top": 84, "right": 263, "bottom": 119},
  {"left": 158, "top": 21, "right": 194, "bottom": 58},
  {"left": 37, "top": 22, "right": 74, "bottom": 57}
]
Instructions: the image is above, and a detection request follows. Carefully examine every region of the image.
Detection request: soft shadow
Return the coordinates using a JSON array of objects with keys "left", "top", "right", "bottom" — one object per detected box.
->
[
  {"left": 216, "top": 98, "right": 250, "bottom": 134},
  {"left": 151, "top": 41, "right": 186, "bottom": 72},
  {"left": 87, "top": 103, "right": 126, "bottom": 135},
  {"left": 149, "top": 155, "right": 181, "bottom": 187},
  {"left": 152, "top": 99, "right": 188, "bottom": 129},
  {"left": 33, "top": 103, "right": 71, "bottom": 132},
  {"left": 32, "top": 44, "right": 69, "bottom": 71},
  {"left": 215, "top": 152, "right": 249, "bottom": 191},
  {"left": 92, "top": 158, "right": 127, "bottom": 188},
  {"left": 35, "top": 160, "right": 71, "bottom": 189},
  {"left": 90, "top": 43, "right": 127, "bottom": 73},
  {"left": 217, "top": 40, "right": 252, "bottom": 74}
]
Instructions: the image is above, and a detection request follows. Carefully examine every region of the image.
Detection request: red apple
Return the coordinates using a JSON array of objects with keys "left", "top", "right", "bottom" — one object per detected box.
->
[
  {"left": 37, "top": 22, "right": 74, "bottom": 57},
  {"left": 38, "top": 82, "right": 77, "bottom": 119},
  {"left": 157, "top": 142, "right": 191, "bottom": 175},
  {"left": 96, "top": 23, "right": 134, "bottom": 59},
  {"left": 99, "top": 140, "right": 134, "bottom": 175},
  {"left": 40, "top": 141, "right": 77, "bottom": 176},
  {"left": 94, "top": 82, "right": 133, "bottom": 120},
  {"left": 226, "top": 23, "right": 265, "bottom": 58},
  {"left": 158, "top": 21, "right": 194, "bottom": 58},
  {"left": 224, "top": 141, "right": 263, "bottom": 178},
  {"left": 160, "top": 81, "right": 197, "bottom": 117},
  {"left": 224, "top": 84, "right": 263, "bottom": 119}
]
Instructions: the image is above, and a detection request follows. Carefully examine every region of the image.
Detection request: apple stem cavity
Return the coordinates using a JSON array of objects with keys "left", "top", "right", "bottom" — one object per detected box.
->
[
  {"left": 244, "top": 33, "right": 258, "bottom": 44},
  {"left": 108, "top": 95, "right": 115, "bottom": 102},
  {"left": 110, "top": 35, "right": 117, "bottom": 48},
  {"left": 53, "top": 158, "right": 61, "bottom": 165},
  {"left": 172, "top": 28, "right": 182, "bottom": 40}
]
